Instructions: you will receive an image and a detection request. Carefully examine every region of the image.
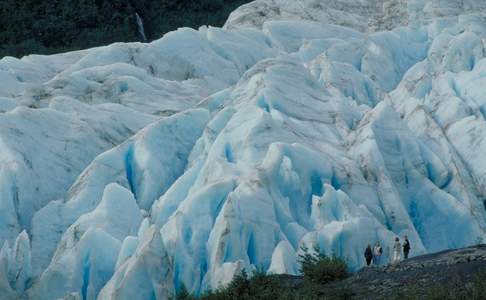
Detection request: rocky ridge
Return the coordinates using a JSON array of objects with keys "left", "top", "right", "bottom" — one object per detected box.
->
[{"left": 331, "top": 244, "right": 486, "bottom": 299}]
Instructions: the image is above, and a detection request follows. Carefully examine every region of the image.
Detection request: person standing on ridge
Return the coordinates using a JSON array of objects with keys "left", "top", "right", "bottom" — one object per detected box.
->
[
  {"left": 392, "top": 237, "right": 401, "bottom": 264},
  {"left": 403, "top": 235, "right": 411, "bottom": 259},
  {"left": 373, "top": 241, "right": 383, "bottom": 266},
  {"left": 364, "top": 244, "right": 373, "bottom": 266}
]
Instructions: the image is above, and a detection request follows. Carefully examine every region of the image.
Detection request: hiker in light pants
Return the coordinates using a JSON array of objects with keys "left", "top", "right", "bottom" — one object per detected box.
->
[{"left": 392, "top": 237, "right": 401, "bottom": 264}]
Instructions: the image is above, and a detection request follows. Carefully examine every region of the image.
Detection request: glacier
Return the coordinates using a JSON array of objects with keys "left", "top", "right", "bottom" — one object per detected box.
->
[{"left": 0, "top": 0, "right": 486, "bottom": 298}]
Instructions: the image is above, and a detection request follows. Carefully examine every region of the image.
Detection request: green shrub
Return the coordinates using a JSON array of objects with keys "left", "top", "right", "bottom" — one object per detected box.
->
[
  {"left": 197, "top": 246, "right": 350, "bottom": 299},
  {"left": 298, "top": 246, "right": 348, "bottom": 285},
  {"left": 200, "top": 269, "right": 291, "bottom": 300},
  {"left": 176, "top": 283, "right": 196, "bottom": 300}
]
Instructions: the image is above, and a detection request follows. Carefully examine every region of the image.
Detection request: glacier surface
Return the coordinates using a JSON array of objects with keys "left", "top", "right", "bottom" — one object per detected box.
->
[{"left": 0, "top": 0, "right": 486, "bottom": 298}]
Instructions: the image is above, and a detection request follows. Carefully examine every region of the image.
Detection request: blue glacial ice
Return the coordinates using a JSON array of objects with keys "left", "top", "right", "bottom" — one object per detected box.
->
[{"left": 0, "top": 0, "right": 486, "bottom": 298}]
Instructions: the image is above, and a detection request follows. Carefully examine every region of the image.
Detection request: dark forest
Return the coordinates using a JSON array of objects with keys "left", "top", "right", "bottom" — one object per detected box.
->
[{"left": 0, "top": 0, "right": 251, "bottom": 58}]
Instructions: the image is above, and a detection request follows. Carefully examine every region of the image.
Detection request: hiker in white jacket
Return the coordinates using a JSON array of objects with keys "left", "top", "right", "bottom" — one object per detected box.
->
[{"left": 392, "top": 237, "right": 402, "bottom": 264}]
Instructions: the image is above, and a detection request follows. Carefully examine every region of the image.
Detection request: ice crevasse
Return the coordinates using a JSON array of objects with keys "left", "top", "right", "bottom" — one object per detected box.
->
[{"left": 0, "top": 0, "right": 486, "bottom": 298}]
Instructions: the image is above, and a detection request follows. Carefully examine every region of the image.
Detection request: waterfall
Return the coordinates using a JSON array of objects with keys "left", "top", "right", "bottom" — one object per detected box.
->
[{"left": 135, "top": 12, "right": 147, "bottom": 42}]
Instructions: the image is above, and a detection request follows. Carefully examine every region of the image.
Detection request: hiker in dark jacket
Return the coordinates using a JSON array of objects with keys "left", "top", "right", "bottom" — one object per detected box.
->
[
  {"left": 403, "top": 235, "right": 411, "bottom": 259},
  {"left": 364, "top": 244, "right": 373, "bottom": 266}
]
